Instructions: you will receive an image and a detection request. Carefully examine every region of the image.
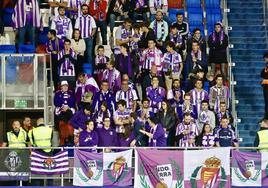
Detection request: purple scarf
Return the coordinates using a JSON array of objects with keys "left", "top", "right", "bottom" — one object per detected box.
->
[
  {"left": 191, "top": 50, "right": 202, "bottom": 61},
  {"left": 136, "top": 0, "right": 144, "bottom": 8},
  {"left": 212, "top": 30, "right": 224, "bottom": 42},
  {"left": 120, "top": 53, "right": 133, "bottom": 77},
  {"left": 169, "top": 33, "right": 183, "bottom": 45}
]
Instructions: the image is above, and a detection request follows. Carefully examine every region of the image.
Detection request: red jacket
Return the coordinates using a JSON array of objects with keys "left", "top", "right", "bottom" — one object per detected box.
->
[{"left": 89, "top": 0, "right": 107, "bottom": 21}]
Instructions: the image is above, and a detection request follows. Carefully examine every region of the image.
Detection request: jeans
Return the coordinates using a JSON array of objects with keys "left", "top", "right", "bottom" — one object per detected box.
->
[
  {"left": 109, "top": 14, "right": 125, "bottom": 34},
  {"left": 84, "top": 37, "right": 94, "bottom": 65},
  {"left": 96, "top": 20, "right": 107, "bottom": 45},
  {"left": 18, "top": 24, "right": 36, "bottom": 46},
  {"left": 150, "top": 14, "right": 171, "bottom": 25}
]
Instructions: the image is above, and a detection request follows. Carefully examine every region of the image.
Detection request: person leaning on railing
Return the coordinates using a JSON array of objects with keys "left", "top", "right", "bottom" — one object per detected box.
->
[{"left": 2, "top": 120, "right": 29, "bottom": 148}]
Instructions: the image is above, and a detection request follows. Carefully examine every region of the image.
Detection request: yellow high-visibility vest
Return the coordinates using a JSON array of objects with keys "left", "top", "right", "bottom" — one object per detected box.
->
[
  {"left": 32, "top": 126, "right": 52, "bottom": 153},
  {"left": 258, "top": 129, "right": 268, "bottom": 151},
  {"left": 7, "top": 128, "right": 27, "bottom": 148}
]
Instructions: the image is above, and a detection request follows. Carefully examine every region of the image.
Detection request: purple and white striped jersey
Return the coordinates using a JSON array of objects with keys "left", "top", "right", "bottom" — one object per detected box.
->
[
  {"left": 190, "top": 88, "right": 209, "bottom": 115},
  {"left": 209, "top": 85, "right": 229, "bottom": 113},
  {"left": 176, "top": 122, "right": 199, "bottom": 147},
  {"left": 12, "top": 0, "right": 41, "bottom": 28},
  {"left": 115, "top": 89, "right": 138, "bottom": 111},
  {"left": 113, "top": 109, "right": 131, "bottom": 133},
  {"left": 51, "top": 16, "right": 73, "bottom": 39},
  {"left": 58, "top": 49, "right": 76, "bottom": 76},
  {"left": 75, "top": 15, "right": 97, "bottom": 39}
]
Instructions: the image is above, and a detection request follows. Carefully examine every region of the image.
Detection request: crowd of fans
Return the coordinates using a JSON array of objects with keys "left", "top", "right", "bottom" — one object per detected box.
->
[{"left": 0, "top": 0, "right": 237, "bottom": 149}]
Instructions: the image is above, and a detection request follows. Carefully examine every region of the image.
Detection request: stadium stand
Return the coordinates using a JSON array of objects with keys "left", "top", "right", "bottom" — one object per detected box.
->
[
  {"left": 228, "top": 0, "right": 268, "bottom": 146},
  {"left": 0, "top": 0, "right": 267, "bottom": 186}
]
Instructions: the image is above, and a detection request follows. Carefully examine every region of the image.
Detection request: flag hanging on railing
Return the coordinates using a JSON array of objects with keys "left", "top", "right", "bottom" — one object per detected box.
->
[
  {"left": 73, "top": 149, "right": 133, "bottom": 186},
  {"left": 0, "top": 149, "right": 30, "bottom": 180},
  {"left": 30, "top": 150, "right": 69, "bottom": 175},
  {"left": 134, "top": 149, "right": 184, "bottom": 188},
  {"left": 232, "top": 150, "right": 268, "bottom": 187},
  {"left": 184, "top": 148, "right": 231, "bottom": 188}
]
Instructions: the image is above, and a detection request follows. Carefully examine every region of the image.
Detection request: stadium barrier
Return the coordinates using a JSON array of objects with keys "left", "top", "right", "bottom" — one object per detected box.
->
[{"left": 0, "top": 146, "right": 267, "bottom": 187}]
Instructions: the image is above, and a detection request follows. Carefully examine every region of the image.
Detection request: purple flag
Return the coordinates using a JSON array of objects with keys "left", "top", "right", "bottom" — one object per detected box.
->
[
  {"left": 30, "top": 150, "right": 69, "bottom": 175},
  {"left": 135, "top": 149, "right": 184, "bottom": 188},
  {"left": 73, "top": 149, "right": 133, "bottom": 186}
]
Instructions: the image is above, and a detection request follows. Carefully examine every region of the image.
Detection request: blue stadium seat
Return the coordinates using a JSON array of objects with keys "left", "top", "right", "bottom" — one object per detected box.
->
[
  {"left": 206, "top": 8, "right": 222, "bottom": 34},
  {"left": 188, "top": 11, "right": 203, "bottom": 26},
  {"left": 0, "top": 45, "right": 16, "bottom": 53},
  {"left": 168, "top": 9, "right": 185, "bottom": 23},
  {"left": 83, "top": 64, "right": 92, "bottom": 75},
  {"left": 3, "top": 8, "right": 14, "bottom": 27},
  {"left": 205, "top": 0, "right": 221, "bottom": 8},
  {"left": 186, "top": 0, "right": 201, "bottom": 8},
  {"left": 38, "top": 27, "right": 49, "bottom": 45},
  {"left": 18, "top": 45, "right": 36, "bottom": 53}
]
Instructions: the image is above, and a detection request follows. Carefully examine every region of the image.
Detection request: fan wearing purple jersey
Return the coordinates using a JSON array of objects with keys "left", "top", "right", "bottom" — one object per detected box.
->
[
  {"left": 54, "top": 81, "right": 76, "bottom": 128},
  {"left": 190, "top": 79, "right": 209, "bottom": 115},
  {"left": 146, "top": 76, "right": 166, "bottom": 113},
  {"left": 102, "top": 60, "right": 121, "bottom": 92},
  {"left": 176, "top": 93, "right": 198, "bottom": 121},
  {"left": 12, "top": 0, "right": 41, "bottom": 46},
  {"left": 163, "top": 41, "right": 183, "bottom": 90},
  {"left": 75, "top": 4, "right": 97, "bottom": 65},
  {"left": 116, "top": 80, "right": 138, "bottom": 112},
  {"left": 97, "top": 116, "right": 118, "bottom": 152},
  {"left": 175, "top": 113, "right": 199, "bottom": 147},
  {"left": 58, "top": 39, "right": 77, "bottom": 90},
  {"left": 167, "top": 79, "right": 185, "bottom": 108},
  {"left": 139, "top": 117, "right": 167, "bottom": 147},
  {"left": 79, "top": 120, "right": 98, "bottom": 151},
  {"left": 51, "top": 6, "right": 73, "bottom": 41},
  {"left": 92, "top": 80, "right": 116, "bottom": 114},
  {"left": 113, "top": 100, "right": 131, "bottom": 133}
]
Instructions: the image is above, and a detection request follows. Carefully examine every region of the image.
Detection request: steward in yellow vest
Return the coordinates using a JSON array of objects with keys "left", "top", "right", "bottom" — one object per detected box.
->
[
  {"left": 3, "top": 120, "right": 29, "bottom": 148},
  {"left": 31, "top": 118, "right": 53, "bottom": 153},
  {"left": 254, "top": 119, "right": 268, "bottom": 151}
]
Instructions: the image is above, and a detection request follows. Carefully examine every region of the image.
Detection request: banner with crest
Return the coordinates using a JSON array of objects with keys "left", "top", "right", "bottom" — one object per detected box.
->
[
  {"left": 134, "top": 149, "right": 184, "bottom": 188},
  {"left": 0, "top": 149, "right": 30, "bottom": 180},
  {"left": 232, "top": 150, "right": 268, "bottom": 187},
  {"left": 184, "top": 148, "right": 230, "bottom": 188},
  {"left": 73, "top": 149, "right": 133, "bottom": 186}
]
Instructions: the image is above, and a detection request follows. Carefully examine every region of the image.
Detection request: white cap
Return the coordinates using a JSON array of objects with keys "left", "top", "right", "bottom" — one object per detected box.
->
[{"left": 61, "top": 80, "right": 68, "bottom": 86}]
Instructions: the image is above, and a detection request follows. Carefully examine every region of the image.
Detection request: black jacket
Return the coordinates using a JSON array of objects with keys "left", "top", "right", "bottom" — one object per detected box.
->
[{"left": 138, "top": 28, "right": 156, "bottom": 49}]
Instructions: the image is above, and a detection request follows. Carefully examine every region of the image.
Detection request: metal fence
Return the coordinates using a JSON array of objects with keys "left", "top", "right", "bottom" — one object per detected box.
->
[{"left": 0, "top": 146, "right": 265, "bottom": 187}]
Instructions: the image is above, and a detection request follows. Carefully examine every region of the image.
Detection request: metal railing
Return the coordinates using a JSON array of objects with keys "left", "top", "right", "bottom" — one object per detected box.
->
[
  {"left": 264, "top": 0, "right": 268, "bottom": 45},
  {"left": 0, "top": 146, "right": 266, "bottom": 187},
  {"left": 222, "top": 0, "right": 239, "bottom": 138}
]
